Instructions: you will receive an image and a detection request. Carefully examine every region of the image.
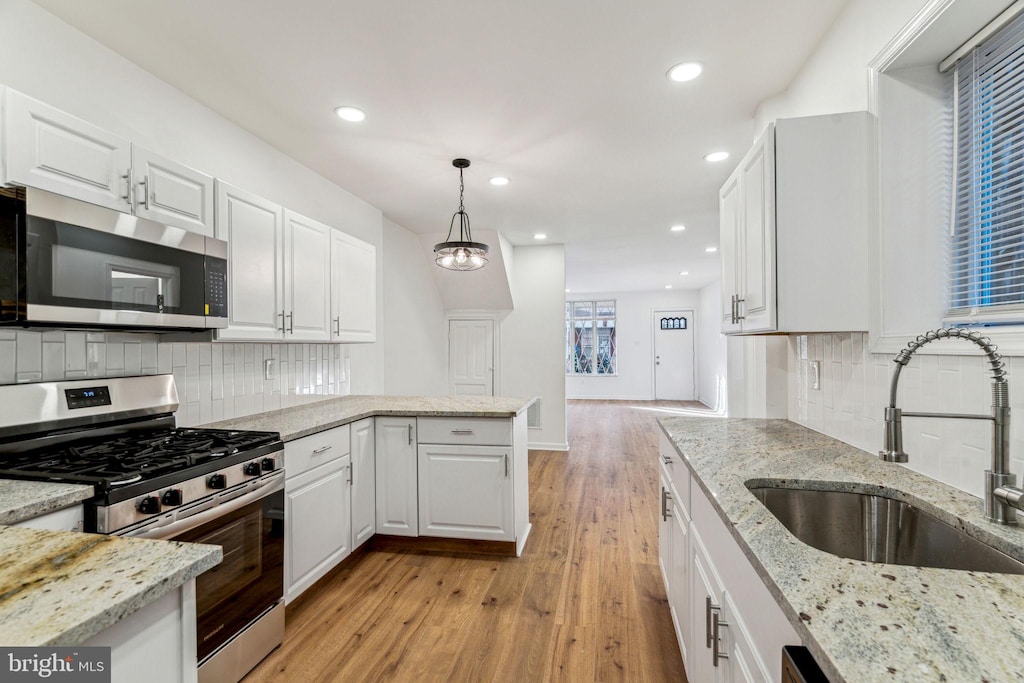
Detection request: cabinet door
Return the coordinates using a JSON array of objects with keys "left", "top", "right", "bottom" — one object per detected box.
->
[
  {"left": 283, "top": 210, "right": 332, "bottom": 341},
  {"left": 375, "top": 417, "right": 417, "bottom": 536},
  {"left": 418, "top": 444, "right": 514, "bottom": 542},
  {"left": 719, "top": 171, "right": 743, "bottom": 334},
  {"left": 737, "top": 124, "right": 777, "bottom": 333},
  {"left": 132, "top": 146, "right": 214, "bottom": 236},
  {"left": 285, "top": 456, "right": 352, "bottom": 603},
  {"left": 351, "top": 417, "right": 376, "bottom": 549},
  {"left": 658, "top": 476, "right": 673, "bottom": 596},
  {"left": 215, "top": 182, "right": 285, "bottom": 340},
  {"left": 5, "top": 89, "right": 131, "bottom": 212},
  {"left": 721, "top": 592, "right": 770, "bottom": 683},
  {"left": 331, "top": 230, "right": 377, "bottom": 343},
  {"left": 690, "top": 526, "right": 727, "bottom": 683}
]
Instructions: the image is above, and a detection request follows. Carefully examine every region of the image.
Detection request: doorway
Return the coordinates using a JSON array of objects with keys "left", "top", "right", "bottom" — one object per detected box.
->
[
  {"left": 653, "top": 309, "right": 695, "bottom": 400},
  {"left": 448, "top": 319, "right": 494, "bottom": 396}
]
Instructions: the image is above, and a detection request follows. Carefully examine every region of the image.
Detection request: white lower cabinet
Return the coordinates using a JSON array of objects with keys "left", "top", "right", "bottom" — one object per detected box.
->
[
  {"left": 659, "top": 432, "right": 799, "bottom": 682},
  {"left": 284, "top": 425, "right": 352, "bottom": 603},
  {"left": 375, "top": 417, "right": 418, "bottom": 537},
  {"left": 350, "top": 417, "right": 376, "bottom": 549},
  {"left": 417, "top": 443, "right": 513, "bottom": 541}
]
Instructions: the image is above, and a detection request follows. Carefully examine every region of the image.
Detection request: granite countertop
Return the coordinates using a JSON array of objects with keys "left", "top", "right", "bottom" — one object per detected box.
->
[
  {"left": 0, "top": 480, "right": 94, "bottom": 525},
  {"left": 0, "top": 525, "right": 220, "bottom": 646},
  {"left": 204, "top": 394, "right": 536, "bottom": 442},
  {"left": 658, "top": 417, "right": 1024, "bottom": 683}
]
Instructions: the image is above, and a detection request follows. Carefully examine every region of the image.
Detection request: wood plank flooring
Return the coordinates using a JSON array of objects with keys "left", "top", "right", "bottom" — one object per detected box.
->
[{"left": 245, "top": 400, "right": 704, "bottom": 682}]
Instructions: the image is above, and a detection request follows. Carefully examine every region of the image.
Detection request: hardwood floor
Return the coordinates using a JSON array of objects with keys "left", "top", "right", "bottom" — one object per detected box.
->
[{"left": 245, "top": 400, "right": 704, "bottom": 682}]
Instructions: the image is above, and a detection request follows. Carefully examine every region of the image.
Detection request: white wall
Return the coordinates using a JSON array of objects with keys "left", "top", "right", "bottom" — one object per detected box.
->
[
  {"left": 752, "top": 0, "right": 1024, "bottom": 496},
  {"left": 500, "top": 245, "right": 567, "bottom": 450},
  {"left": 696, "top": 281, "right": 727, "bottom": 411},
  {"left": 381, "top": 218, "right": 448, "bottom": 395},
  {"left": 566, "top": 289, "right": 700, "bottom": 401}
]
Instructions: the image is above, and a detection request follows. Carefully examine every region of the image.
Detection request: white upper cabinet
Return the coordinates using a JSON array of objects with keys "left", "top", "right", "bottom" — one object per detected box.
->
[
  {"left": 331, "top": 230, "right": 377, "bottom": 343},
  {"left": 132, "top": 146, "right": 214, "bottom": 236},
  {"left": 284, "top": 209, "right": 332, "bottom": 342},
  {"left": 720, "top": 111, "right": 873, "bottom": 335},
  {"left": 216, "top": 181, "right": 285, "bottom": 341},
  {"left": 4, "top": 89, "right": 132, "bottom": 213}
]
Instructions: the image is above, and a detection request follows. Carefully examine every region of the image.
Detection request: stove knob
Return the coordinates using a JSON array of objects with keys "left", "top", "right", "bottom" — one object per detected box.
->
[
  {"left": 243, "top": 462, "right": 261, "bottom": 477},
  {"left": 208, "top": 474, "right": 227, "bottom": 490},
  {"left": 136, "top": 496, "right": 161, "bottom": 515},
  {"left": 261, "top": 458, "right": 277, "bottom": 472},
  {"left": 161, "top": 489, "right": 184, "bottom": 506}
]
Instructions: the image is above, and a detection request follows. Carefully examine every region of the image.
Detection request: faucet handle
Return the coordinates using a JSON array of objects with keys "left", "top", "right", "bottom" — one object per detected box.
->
[{"left": 880, "top": 406, "right": 909, "bottom": 463}]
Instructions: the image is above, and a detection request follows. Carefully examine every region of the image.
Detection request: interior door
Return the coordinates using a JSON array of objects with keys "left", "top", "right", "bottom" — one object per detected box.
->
[
  {"left": 654, "top": 309, "right": 695, "bottom": 400},
  {"left": 448, "top": 319, "right": 494, "bottom": 396}
]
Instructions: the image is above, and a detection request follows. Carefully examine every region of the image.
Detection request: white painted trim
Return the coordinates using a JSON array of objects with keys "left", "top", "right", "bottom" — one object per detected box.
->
[
  {"left": 566, "top": 393, "right": 660, "bottom": 401},
  {"left": 528, "top": 441, "right": 569, "bottom": 452}
]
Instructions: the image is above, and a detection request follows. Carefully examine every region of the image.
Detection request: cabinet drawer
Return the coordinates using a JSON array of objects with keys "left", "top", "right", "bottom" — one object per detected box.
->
[
  {"left": 417, "top": 417, "right": 511, "bottom": 446},
  {"left": 285, "top": 424, "right": 351, "bottom": 479}
]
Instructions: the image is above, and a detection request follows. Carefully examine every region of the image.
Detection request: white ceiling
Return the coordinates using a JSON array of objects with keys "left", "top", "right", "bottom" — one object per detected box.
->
[{"left": 32, "top": 0, "right": 848, "bottom": 293}]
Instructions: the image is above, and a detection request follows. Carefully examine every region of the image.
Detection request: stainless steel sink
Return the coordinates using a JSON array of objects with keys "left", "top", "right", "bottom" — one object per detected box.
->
[{"left": 748, "top": 485, "right": 1024, "bottom": 575}]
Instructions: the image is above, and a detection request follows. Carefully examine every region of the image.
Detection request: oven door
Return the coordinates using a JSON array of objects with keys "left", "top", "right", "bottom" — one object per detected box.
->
[
  {"left": 121, "top": 473, "right": 285, "bottom": 663},
  {"left": 15, "top": 188, "right": 226, "bottom": 328}
]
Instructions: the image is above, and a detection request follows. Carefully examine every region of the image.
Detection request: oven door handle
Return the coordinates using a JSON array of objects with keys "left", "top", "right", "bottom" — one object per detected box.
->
[{"left": 120, "top": 472, "right": 285, "bottom": 540}]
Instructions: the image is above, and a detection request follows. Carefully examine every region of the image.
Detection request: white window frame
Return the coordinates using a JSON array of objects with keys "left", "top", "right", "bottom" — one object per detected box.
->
[{"left": 565, "top": 299, "right": 617, "bottom": 377}]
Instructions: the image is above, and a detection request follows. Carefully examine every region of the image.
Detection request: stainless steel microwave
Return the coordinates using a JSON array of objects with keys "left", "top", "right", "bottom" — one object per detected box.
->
[{"left": 0, "top": 187, "right": 227, "bottom": 330}]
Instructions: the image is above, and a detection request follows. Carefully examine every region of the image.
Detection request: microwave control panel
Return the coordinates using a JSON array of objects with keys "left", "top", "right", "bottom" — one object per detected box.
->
[{"left": 206, "top": 257, "right": 228, "bottom": 319}]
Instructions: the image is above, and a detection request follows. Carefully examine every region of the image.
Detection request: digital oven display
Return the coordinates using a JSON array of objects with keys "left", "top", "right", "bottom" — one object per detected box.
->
[{"left": 65, "top": 386, "right": 112, "bottom": 409}]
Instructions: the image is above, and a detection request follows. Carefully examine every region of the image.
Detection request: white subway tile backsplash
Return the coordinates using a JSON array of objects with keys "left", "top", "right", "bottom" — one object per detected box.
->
[
  {"left": 789, "top": 331, "right": 1024, "bottom": 499},
  {"left": 15, "top": 332, "right": 42, "bottom": 383},
  {"left": 0, "top": 341, "right": 15, "bottom": 384},
  {"left": 42, "top": 341, "right": 64, "bottom": 381}
]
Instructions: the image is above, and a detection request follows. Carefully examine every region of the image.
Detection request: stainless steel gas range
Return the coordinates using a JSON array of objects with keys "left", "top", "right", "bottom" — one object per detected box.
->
[{"left": 0, "top": 374, "right": 284, "bottom": 683}]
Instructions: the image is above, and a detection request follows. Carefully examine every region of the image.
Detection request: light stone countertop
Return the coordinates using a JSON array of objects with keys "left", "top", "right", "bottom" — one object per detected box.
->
[
  {"left": 658, "top": 416, "right": 1024, "bottom": 683},
  {"left": 0, "top": 480, "right": 94, "bottom": 525},
  {"left": 0, "top": 525, "right": 220, "bottom": 646},
  {"left": 203, "top": 394, "right": 536, "bottom": 442}
]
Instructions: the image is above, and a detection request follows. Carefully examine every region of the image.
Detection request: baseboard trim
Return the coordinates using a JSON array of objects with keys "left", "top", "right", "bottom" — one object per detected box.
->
[{"left": 528, "top": 441, "right": 569, "bottom": 451}]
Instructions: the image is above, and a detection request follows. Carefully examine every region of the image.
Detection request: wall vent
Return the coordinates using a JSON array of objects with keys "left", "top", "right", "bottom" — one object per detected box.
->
[{"left": 527, "top": 399, "right": 542, "bottom": 428}]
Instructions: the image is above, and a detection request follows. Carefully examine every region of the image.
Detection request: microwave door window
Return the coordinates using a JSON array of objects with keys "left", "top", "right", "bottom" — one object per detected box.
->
[{"left": 51, "top": 245, "right": 181, "bottom": 312}]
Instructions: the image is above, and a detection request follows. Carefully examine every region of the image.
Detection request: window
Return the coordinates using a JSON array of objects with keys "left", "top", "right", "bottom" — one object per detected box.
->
[
  {"left": 948, "top": 10, "right": 1024, "bottom": 322},
  {"left": 566, "top": 300, "right": 616, "bottom": 375}
]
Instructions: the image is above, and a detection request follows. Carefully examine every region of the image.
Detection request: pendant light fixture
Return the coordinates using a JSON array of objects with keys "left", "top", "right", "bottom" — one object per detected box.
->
[{"left": 434, "top": 158, "right": 489, "bottom": 271}]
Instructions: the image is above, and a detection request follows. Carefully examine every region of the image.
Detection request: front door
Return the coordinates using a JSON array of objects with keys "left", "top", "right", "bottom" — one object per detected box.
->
[
  {"left": 448, "top": 319, "right": 494, "bottom": 396},
  {"left": 654, "top": 309, "right": 695, "bottom": 400}
]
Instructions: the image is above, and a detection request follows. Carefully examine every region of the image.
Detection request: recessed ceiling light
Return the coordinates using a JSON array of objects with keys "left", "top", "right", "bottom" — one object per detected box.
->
[
  {"left": 665, "top": 285, "right": 673, "bottom": 289},
  {"left": 703, "top": 151, "right": 729, "bottom": 163},
  {"left": 489, "top": 177, "right": 510, "bottom": 186},
  {"left": 667, "top": 62, "right": 703, "bottom": 83},
  {"left": 534, "top": 233, "right": 547, "bottom": 240},
  {"left": 334, "top": 106, "right": 366, "bottom": 122},
  {"left": 565, "top": 288, "right": 571, "bottom": 293},
  {"left": 680, "top": 271, "right": 689, "bottom": 276},
  {"left": 705, "top": 246, "right": 718, "bottom": 253},
  {"left": 670, "top": 224, "right": 686, "bottom": 232}
]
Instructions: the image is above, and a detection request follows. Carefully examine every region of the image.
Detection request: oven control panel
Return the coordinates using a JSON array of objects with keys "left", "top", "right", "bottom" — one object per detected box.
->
[{"left": 65, "top": 386, "right": 112, "bottom": 409}]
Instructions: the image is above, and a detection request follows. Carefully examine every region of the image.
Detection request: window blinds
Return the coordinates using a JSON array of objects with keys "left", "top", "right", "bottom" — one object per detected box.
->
[{"left": 948, "top": 10, "right": 1024, "bottom": 320}]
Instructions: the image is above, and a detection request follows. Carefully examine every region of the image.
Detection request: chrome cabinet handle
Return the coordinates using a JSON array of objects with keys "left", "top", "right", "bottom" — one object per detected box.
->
[
  {"left": 139, "top": 175, "right": 150, "bottom": 211},
  {"left": 333, "top": 317, "right": 340, "bottom": 336},
  {"left": 279, "top": 310, "right": 286, "bottom": 334},
  {"left": 450, "top": 429, "right": 474, "bottom": 435},
  {"left": 730, "top": 294, "right": 738, "bottom": 324},
  {"left": 347, "top": 463, "right": 353, "bottom": 485},
  {"left": 311, "top": 444, "right": 333, "bottom": 455},
  {"left": 705, "top": 595, "right": 722, "bottom": 649},
  {"left": 504, "top": 453, "right": 509, "bottom": 477},
  {"left": 661, "top": 487, "right": 672, "bottom": 521},
  {"left": 661, "top": 453, "right": 673, "bottom": 465},
  {"left": 286, "top": 312, "right": 294, "bottom": 334},
  {"left": 735, "top": 297, "right": 745, "bottom": 322},
  {"left": 713, "top": 611, "right": 729, "bottom": 666},
  {"left": 122, "top": 170, "right": 133, "bottom": 209},
  {"left": 408, "top": 424, "right": 413, "bottom": 445}
]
